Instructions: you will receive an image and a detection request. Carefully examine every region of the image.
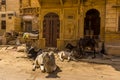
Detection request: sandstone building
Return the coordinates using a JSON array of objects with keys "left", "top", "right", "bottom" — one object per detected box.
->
[
  {"left": 0, "top": 0, "right": 21, "bottom": 35},
  {"left": 20, "top": 0, "right": 120, "bottom": 49}
]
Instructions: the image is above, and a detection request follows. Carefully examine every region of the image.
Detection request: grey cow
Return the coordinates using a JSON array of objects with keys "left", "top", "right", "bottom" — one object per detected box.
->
[{"left": 32, "top": 51, "right": 57, "bottom": 73}]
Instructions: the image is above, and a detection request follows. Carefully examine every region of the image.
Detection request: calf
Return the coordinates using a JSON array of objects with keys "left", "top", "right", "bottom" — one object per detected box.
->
[{"left": 57, "top": 50, "right": 77, "bottom": 62}]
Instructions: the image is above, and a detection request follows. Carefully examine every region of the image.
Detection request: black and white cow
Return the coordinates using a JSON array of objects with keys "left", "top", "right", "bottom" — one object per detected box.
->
[{"left": 27, "top": 47, "right": 42, "bottom": 60}]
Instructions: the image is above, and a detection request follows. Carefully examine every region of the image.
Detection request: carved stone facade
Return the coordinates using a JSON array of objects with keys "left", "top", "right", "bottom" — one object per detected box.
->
[
  {"left": 20, "top": 0, "right": 120, "bottom": 49},
  {"left": 20, "top": 0, "right": 40, "bottom": 31}
]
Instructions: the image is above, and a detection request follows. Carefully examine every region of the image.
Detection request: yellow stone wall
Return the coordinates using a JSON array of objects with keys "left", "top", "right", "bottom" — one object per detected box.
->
[
  {"left": 21, "top": 0, "right": 120, "bottom": 49},
  {"left": 105, "top": 0, "right": 117, "bottom": 32},
  {"left": 6, "top": 0, "right": 20, "bottom": 15},
  {"left": 0, "top": 0, "right": 20, "bottom": 34},
  {"left": 105, "top": 0, "right": 120, "bottom": 42},
  {"left": 14, "top": 17, "right": 22, "bottom": 32},
  {"left": 105, "top": 32, "right": 120, "bottom": 42},
  {"left": 6, "top": 16, "right": 15, "bottom": 32}
]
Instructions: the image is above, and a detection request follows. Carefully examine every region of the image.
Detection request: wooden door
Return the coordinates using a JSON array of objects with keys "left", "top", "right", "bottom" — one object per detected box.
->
[{"left": 43, "top": 13, "right": 60, "bottom": 47}]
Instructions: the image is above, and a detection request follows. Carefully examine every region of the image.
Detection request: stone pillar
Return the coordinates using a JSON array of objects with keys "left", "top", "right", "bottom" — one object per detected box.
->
[
  {"left": 38, "top": 9, "right": 46, "bottom": 49},
  {"left": 57, "top": 9, "right": 64, "bottom": 49}
]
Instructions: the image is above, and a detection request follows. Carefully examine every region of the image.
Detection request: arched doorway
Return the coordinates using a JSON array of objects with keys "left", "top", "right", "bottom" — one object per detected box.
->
[
  {"left": 43, "top": 13, "right": 60, "bottom": 47},
  {"left": 84, "top": 9, "right": 100, "bottom": 39}
]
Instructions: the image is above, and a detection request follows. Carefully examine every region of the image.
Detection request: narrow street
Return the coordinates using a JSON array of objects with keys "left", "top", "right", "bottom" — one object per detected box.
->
[{"left": 0, "top": 46, "right": 120, "bottom": 80}]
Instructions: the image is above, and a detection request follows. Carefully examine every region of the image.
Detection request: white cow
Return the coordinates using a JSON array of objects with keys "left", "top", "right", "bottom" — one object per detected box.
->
[
  {"left": 32, "top": 51, "right": 57, "bottom": 73},
  {"left": 16, "top": 44, "right": 27, "bottom": 52},
  {"left": 57, "top": 50, "right": 77, "bottom": 62}
]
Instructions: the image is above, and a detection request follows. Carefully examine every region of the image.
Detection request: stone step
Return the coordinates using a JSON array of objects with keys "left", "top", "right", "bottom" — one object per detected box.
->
[{"left": 106, "top": 45, "right": 120, "bottom": 56}]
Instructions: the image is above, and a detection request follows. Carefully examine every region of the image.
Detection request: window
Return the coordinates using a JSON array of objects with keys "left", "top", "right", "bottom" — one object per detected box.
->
[
  {"left": 1, "top": 14, "right": 6, "bottom": 17},
  {"left": 1, "top": 0, "right": 6, "bottom": 5},
  {"left": 8, "top": 13, "right": 14, "bottom": 16},
  {"left": 1, "top": 20, "right": 6, "bottom": 29}
]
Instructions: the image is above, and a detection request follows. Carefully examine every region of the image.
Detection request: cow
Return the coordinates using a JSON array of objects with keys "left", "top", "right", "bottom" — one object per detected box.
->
[
  {"left": 32, "top": 51, "right": 57, "bottom": 73},
  {"left": 16, "top": 44, "right": 27, "bottom": 52},
  {"left": 27, "top": 47, "right": 42, "bottom": 60},
  {"left": 78, "top": 37, "right": 97, "bottom": 58},
  {"left": 57, "top": 50, "right": 78, "bottom": 62}
]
